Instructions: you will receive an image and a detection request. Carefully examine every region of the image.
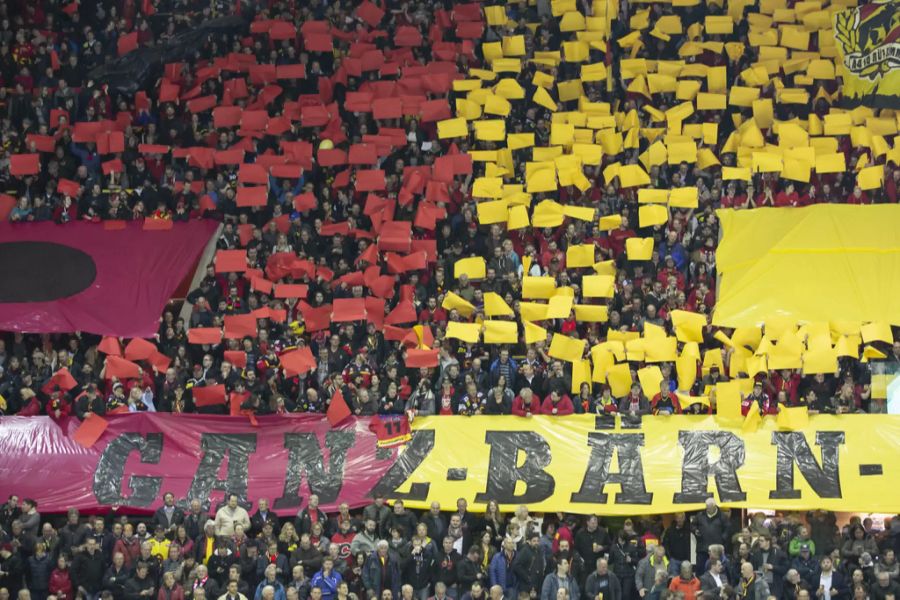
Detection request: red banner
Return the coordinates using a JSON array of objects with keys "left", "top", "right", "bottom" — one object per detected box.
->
[
  {"left": 0, "top": 415, "right": 398, "bottom": 515},
  {"left": 0, "top": 221, "right": 217, "bottom": 337}
]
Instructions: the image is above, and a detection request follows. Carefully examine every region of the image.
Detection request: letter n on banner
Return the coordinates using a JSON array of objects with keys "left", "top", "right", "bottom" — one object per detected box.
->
[
  {"left": 769, "top": 431, "right": 845, "bottom": 499},
  {"left": 274, "top": 431, "right": 356, "bottom": 510}
]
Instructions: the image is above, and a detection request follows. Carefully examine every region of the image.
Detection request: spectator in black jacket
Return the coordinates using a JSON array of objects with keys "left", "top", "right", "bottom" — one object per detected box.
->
[
  {"left": 73, "top": 537, "right": 106, "bottom": 600},
  {"left": 661, "top": 514, "right": 692, "bottom": 568},
  {"left": 389, "top": 504, "right": 419, "bottom": 544},
  {"left": 208, "top": 544, "right": 237, "bottom": 588},
  {"left": 434, "top": 537, "right": 463, "bottom": 597},
  {"left": 26, "top": 542, "right": 54, "bottom": 600},
  {"left": 751, "top": 536, "right": 789, "bottom": 599},
  {"left": 693, "top": 500, "right": 731, "bottom": 575},
  {"left": 103, "top": 552, "right": 131, "bottom": 600},
  {"left": 457, "top": 547, "right": 485, "bottom": 594},
  {"left": 251, "top": 500, "right": 280, "bottom": 538},
  {"left": 153, "top": 494, "right": 185, "bottom": 537},
  {"left": 574, "top": 518, "right": 610, "bottom": 575},
  {"left": 870, "top": 571, "right": 900, "bottom": 600},
  {"left": 512, "top": 533, "right": 546, "bottom": 597},
  {"left": 0, "top": 543, "right": 24, "bottom": 594},
  {"left": 405, "top": 538, "right": 435, "bottom": 600},
  {"left": 295, "top": 497, "right": 328, "bottom": 537},
  {"left": 125, "top": 562, "right": 157, "bottom": 600}
]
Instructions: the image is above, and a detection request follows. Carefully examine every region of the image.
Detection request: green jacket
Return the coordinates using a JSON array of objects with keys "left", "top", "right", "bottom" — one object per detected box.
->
[{"left": 788, "top": 538, "right": 816, "bottom": 557}]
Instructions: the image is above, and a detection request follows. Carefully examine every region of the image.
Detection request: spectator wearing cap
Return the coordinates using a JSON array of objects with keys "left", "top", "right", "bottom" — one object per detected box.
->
[
  {"left": 790, "top": 528, "right": 816, "bottom": 558},
  {"left": 792, "top": 545, "right": 820, "bottom": 589}
]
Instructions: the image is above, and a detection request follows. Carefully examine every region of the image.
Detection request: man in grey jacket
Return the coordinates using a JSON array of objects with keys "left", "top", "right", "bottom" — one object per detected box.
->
[
  {"left": 636, "top": 545, "right": 676, "bottom": 598},
  {"left": 583, "top": 559, "right": 621, "bottom": 600},
  {"left": 541, "top": 558, "right": 579, "bottom": 600},
  {"left": 350, "top": 519, "right": 379, "bottom": 556}
]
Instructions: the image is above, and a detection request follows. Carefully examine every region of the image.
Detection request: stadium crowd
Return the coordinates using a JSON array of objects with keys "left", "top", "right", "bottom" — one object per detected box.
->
[
  {"left": 1, "top": 495, "right": 900, "bottom": 600},
  {"left": 0, "top": 0, "right": 899, "bottom": 419}
]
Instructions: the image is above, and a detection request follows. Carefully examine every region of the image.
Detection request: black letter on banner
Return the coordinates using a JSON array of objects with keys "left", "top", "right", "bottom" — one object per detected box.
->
[
  {"left": 183, "top": 434, "right": 257, "bottom": 510},
  {"left": 571, "top": 433, "right": 652, "bottom": 505},
  {"left": 274, "top": 431, "right": 356, "bottom": 510},
  {"left": 475, "top": 432, "right": 555, "bottom": 504},
  {"left": 769, "top": 431, "right": 845, "bottom": 499},
  {"left": 369, "top": 430, "right": 434, "bottom": 501},
  {"left": 93, "top": 433, "right": 163, "bottom": 507},
  {"left": 673, "top": 431, "right": 746, "bottom": 503}
]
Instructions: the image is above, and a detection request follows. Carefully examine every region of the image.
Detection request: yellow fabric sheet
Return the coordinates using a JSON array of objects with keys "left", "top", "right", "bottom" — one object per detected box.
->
[{"left": 713, "top": 205, "right": 900, "bottom": 328}]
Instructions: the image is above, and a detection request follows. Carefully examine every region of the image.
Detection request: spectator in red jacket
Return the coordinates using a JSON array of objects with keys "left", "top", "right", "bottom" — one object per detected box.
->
[
  {"left": 541, "top": 390, "right": 574, "bottom": 416},
  {"left": 49, "top": 554, "right": 74, "bottom": 600},
  {"left": 650, "top": 381, "right": 682, "bottom": 415},
  {"left": 512, "top": 388, "right": 542, "bottom": 417}
]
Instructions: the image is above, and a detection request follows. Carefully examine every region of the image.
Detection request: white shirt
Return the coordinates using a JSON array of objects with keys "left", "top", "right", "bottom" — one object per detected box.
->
[{"left": 820, "top": 571, "right": 834, "bottom": 600}]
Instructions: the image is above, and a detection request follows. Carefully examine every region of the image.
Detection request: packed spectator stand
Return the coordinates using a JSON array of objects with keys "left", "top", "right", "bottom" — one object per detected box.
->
[{"left": 1, "top": 0, "right": 900, "bottom": 598}]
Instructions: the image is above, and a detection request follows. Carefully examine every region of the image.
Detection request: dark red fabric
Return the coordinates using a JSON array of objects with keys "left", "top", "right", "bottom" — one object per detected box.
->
[{"left": 0, "top": 221, "right": 217, "bottom": 337}]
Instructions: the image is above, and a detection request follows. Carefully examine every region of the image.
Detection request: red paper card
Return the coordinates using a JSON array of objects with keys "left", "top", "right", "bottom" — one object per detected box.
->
[
  {"left": 406, "top": 348, "right": 439, "bottom": 368},
  {"left": 187, "top": 328, "right": 223, "bottom": 345},
  {"left": 73, "top": 415, "right": 109, "bottom": 448},
  {"left": 123, "top": 338, "right": 157, "bottom": 361},
  {"left": 215, "top": 249, "right": 247, "bottom": 273},
  {"left": 223, "top": 350, "right": 248, "bottom": 368},
  {"left": 193, "top": 384, "right": 226, "bottom": 407},
  {"left": 104, "top": 355, "right": 141, "bottom": 379},
  {"left": 332, "top": 298, "right": 367, "bottom": 322},
  {"left": 9, "top": 154, "right": 40, "bottom": 176}
]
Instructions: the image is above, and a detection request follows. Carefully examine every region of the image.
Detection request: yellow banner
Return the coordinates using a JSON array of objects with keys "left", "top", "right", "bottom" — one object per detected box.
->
[
  {"left": 386, "top": 415, "right": 900, "bottom": 515},
  {"left": 834, "top": 1, "right": 900, "bottom": 109}
]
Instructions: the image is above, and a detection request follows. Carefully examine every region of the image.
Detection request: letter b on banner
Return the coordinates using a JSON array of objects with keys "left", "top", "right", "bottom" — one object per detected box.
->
[{"left": 475, "top": 431, "right": 555, "bottom": 504}]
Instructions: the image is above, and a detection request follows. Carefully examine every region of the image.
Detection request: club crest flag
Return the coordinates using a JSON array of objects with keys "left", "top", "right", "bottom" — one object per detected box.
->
[{"left": 833, "top": 0, "right": 900, "bottom": 108}]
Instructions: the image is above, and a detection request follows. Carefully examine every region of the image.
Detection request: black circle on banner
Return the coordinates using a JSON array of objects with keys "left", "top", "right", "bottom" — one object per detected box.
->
[{"left": 0, "top": 241, "right": 97, "bottom": 302}]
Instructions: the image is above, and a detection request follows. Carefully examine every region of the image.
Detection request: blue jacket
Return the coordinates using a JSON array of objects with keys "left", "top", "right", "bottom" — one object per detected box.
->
[
  {"left": 489, "top": 550, "right": 518, "bottom": 592},
  {"left": 310, "top": 570, "right": 342, "bottom": 600},
  {"left": 254, "top": 579, "right": 287, "bottom": 600},
  {"left": 489, "top": 357, "right": 518, "bottom": 389}
]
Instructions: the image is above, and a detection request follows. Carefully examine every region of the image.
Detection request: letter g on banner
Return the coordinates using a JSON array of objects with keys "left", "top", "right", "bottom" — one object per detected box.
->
[{"left": 93, "top": 433, "right": 163, "bottom": 506}]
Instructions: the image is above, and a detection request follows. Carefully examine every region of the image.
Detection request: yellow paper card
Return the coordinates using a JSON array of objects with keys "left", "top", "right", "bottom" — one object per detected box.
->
[
  {"left": 523, "top": 321, "right": 547, "bottom": 344},
  {"left": 446, "top": 322, "right": 481, "bottom": 343},
  {"left": 566, "top": 244, "right": 596, "bottom": 268},
  {"left": 454, "top": 256, "right": 486, "bottom": 280},
  {"left": 582, "top": 275, "right": 615, "bottom": 298},
  {"left": 483, "top": 320, "right": 518, "bottom": 344},
  {"left": 522, "top": 276, "right": 557, "bottom": 299},
  {"left": 669, "top": 187, "right": 699, "bottom": 208},
  {"left": 671, "top": 309, "right": 706, "bottom": 343},
  {"left": 484, "top": 292, "right": 514, "bottom": 317},
  {"left": 639, "top": 204, "right": 668, "bottom": 227},
  {"left": 625, "top": 238, "right": 654, "bottom": 260},
  {"left": 442, "top": 291, "right": 476, "bottom": 317},
  {"left": 437, "top": 117, "right": 468, "bottom": 139},
  {"left": 574, "top": 305, "right": 609, "bottom": 322},
  {"left": 606, "top": 363, "right": 633, "bottom": 397},
  {"left": 549, "top": 333, "right": 587, "bottom": 363}
]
